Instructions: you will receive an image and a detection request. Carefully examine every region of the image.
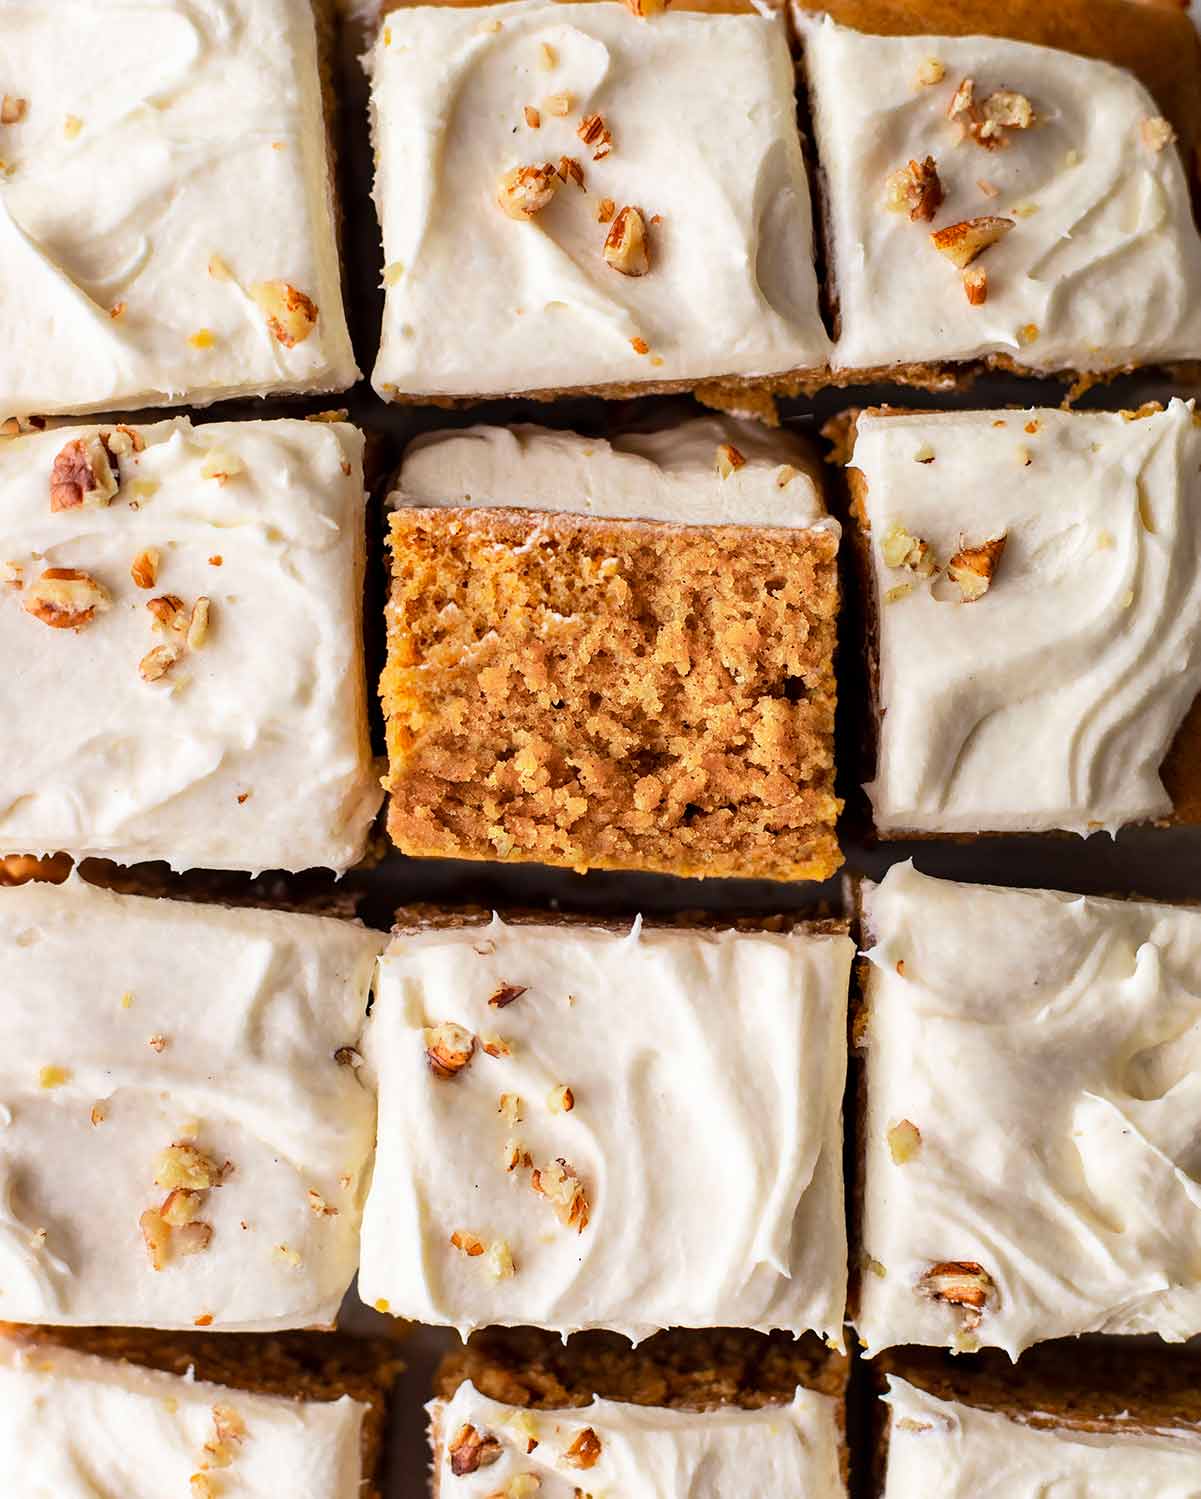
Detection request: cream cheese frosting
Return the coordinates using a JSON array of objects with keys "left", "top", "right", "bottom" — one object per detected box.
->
[
  {"left": 0, "top": 416, "right": 382, "bottom": 874},
  {"left": 0, "top": 1339, "right": 366, "bottom": 1498},
  {"left": 852, "top": 400, "right": 1201, "bottom": 835},
  {"left": 367, "top": 0, "right": 829, "bottom": 397},
  {"left": 0, "top": 875, "right": 383, "bottom": 1331},
  {"left": 432, "top": 1380, "right": 846, "bottom": 1499},
  {"left": 359, "top": 914, "right": 852, "bottom": 1342},
  {"left": 882, "top": 1376, "right": 1201, "bottom": 1498},
  {"left": 801, "top": 16, "right": 1201, "bottom": 373},
  {"left": 0, "top": 0, "right": 357, "bottom": 420},
  {"left": 859, "top": 862, "right": 1201, "bottom": 1356},
  {"left": 395, "top": 416, "right": 835, "bottom": 528}
]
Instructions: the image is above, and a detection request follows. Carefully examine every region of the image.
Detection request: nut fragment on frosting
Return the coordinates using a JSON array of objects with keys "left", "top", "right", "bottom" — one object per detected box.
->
[
  {"left": 1141, "top": 115, "right": 1176, "bottom": 153},
  {"left": 887, "top": 1119, "right": 921, "bottom": 1163},
  {"left": 563, "top": 1427, "right": 603, "bottom": 1469},
  {"left": 49, "top": 437, "right": 119, "bottom": 512},
  {"left": 947, "top": 533, "right": 1007, "bottom": 601},
  {"left": 496, "top": 164, "right": 559, "bottom": 220},
  {"left": 0, "top": 95, "right": 27, "bottom": 125},
  {"left": 130, "top": 549, "right": 160, "bottom": 590},
  {"left": 715, "top": 442, "right": 746, "bottom": 478},
  {"left": 22, "top": 569, "right": 111, "bottom": 630},
  {"left": 918, "top": 1260, "right": 996, "bottom": 1329},
  {"left": 577, "top": 112, "right": 613, "bottom": 160},
  {"left": 531, "top": 1157, "right": 590, "bottom": 1233},
  {"left": 249, "top": 281, "right": 319, "bottom": 347},
  {"left": 883, "top": 156, "right": 943, "bottom": 222},
  {"left": 603, "top": 206, "right": 650, "bottom": 276},
  {"left": 930, "top": 215, "right": 1014, "bottom": 268},
  {"left": 426, "top": 1022, "right": 477, "bottom": 1078},
  {"left": 450, "top": 1422, "right": 504, "bottom": 1476},
  {"left": 880, "top": 523, "right": 937, "bottom": 576}
]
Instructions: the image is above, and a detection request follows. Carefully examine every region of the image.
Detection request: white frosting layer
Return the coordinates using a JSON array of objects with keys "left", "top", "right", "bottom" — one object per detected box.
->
[
  {"left": 0, "top": 1340, "right": 365, "bottom": 1499},
  {"left": 883, "top": 1376, "right": 1201, "bottom": 1499},
  {"left": 396, "top": 416, "right": 833, "bottom": 527},
  {"left": 0, "top": 0, "right": 357, "bottom": 420},
  {"left": 368, "top": 0, "right": 829, "bottom": 396},
  {"left": 0, "top": 876, "right": 382, "bottom": 1330},
  {"left": 433, "top": 1380, "right": 846, "bottom": 1499},
  {"left": 859, "top": 863, "right": 1201, "bottom": 1355},
  {"left": 359, "top": 915, "right": 852, "bottom": 1341},
  {"left": 0, "top": 417, "right": 381, "bottom": 874},
  {"left": 853, "top": 400, "right": 1201, "bottom": 835},
  {"left": 802, "top": 16, "right": 1201, "bottom": 373}
]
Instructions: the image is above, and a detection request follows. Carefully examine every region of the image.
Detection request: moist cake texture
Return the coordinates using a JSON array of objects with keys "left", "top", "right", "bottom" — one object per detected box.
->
[
  {"left": 0, "top": 0, "right": 357, "bottom": 419},
  {"left": 359, "top": 913, "right": 852, "bottom": 1340},
  {"left": 430, "top": 1329, "right": 847, "bottom": 1499},
  {"left": 799, "top": 1, "right": 1201, "bottom": 377},
  {"left": 367, "top": 0, "right": 828, "bottom": 399},
  {"left": 0, "top": 876, "right": 383, "bottom": 1331},
  {"left": 857, "top": 862, "right": 1201, "bottom": 1356},
  {"left": 0, "top": 416, "right": 382, "bottom": 874},
  {"left": 381, "top": 506, "right": 841, "bottom": 880},
  {"left": 849, "top": 399, "right": 1201, "bottom": 836}
]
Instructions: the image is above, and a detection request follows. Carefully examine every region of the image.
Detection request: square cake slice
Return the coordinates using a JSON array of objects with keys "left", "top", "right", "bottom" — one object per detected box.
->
[
  {"left": 856, "top": 862, "right": 1201, "bottom": 1356},
  {"left": 367, "top": 0, "right": 829, "bottom": 402},
  {"left": 0, "top": 416, "right": 382, "bottom": 874},
  {"left": 798, "top": 0, "right": 1201, "bottom": 381},
  {"left": 0, "top": 0, "right": 357, "bottom": 419},
  {"left": 359, "top": 912, "right": 852, "bottom": 1342},
  {"left": 0, "top": 1327, "right": 398, "bottom": 1499},
  {"left": 877, "top": 1347, "right": 1201, "bottom": 1498},
  {"left": 429, "top": 1328, "right": 847, "bottom": 1498},
  {"left": 380, "top": 446, "right": 842, "bottom": 880},
  {"left": 846, "top": 399, "right": 1201, "bottom": 837},
  {"left": 0, "top": 875, "right": 383, "bottom": 1331}
]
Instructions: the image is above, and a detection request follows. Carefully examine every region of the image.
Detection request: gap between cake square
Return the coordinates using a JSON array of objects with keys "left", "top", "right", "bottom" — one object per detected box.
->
[
  {"left": 0, "top": 416, "right": 382, "bottom": 875},
  {"left": 428, "top": 1327, "right": 848, "bottom": 1498},
  {"left": 357, "top": 908, "right": 852, "bottom": 1343},
  {"left": 854, "top": 861, "right": 1201, "bottom": 1357},
  {"left": 0, "top": 874, "right": 383, "bottom": 1333},
  {"left": 795, "top": 0, "right": 1201, "bottom": 388},
  {"left": 841, "top": 398, "right": 1201, "bottom": 838},
  {"left": 365, "top": 0, "right": 830, "bottom": 405},
  {"left": 0, "top": 0, "right": 358, "bottom": 421},
  {"left": 0, "top": 1325, "right": 400, "bottom": 1499},
  {"left": 379, "top": 416, "right": 842, "bottom": 881}
]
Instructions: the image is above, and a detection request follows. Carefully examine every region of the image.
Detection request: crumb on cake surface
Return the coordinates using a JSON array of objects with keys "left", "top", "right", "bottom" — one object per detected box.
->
[{"left": 380, "top": 506, "right": 841, "bottom": 882}]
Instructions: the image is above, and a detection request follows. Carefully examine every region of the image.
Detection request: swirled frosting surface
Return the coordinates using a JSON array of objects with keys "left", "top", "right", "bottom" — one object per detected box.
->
[
  {"left": 0, "top": 416, "right": 381, "bottom": 874},
  {"left": 395, "top": 415, "right": 832, "bottom": 527},
  {"left": 431, "top": 1380, "right": 845, "bottom": 1499},
  {"left": 853, "top": 400, "right": 1201, "bottom": 835},
  {"left": 859, "top": 863, "right": 1201, "bottom": 1356},
  {"left": 0, "top": 0, "right": 357, "bottom": 419},
  {"left": 882, "top": 1376, "right": 1201, "bottom": 1499},
  {"left": 359, "top": 915, "right": 852, "bottom": 1342},
  {"left": 368, "top": 0, "right": 829, "bottom": 396},
  {"left": 802, "top": 16, "right": 1201, "bottom": 373},
  {"left": 0, "top": 876, "right": 383, "bottom": 1331},
  {"left": 0, "top": 1338, "right": 366, "bottom": 1498}
]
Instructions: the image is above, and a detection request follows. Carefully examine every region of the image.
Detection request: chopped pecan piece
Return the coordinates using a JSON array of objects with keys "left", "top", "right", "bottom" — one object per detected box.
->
[
  {"left": 883, "top": 156, "right": 944, "bottom": 222},
  {"left": 577, "top": 113, "right": 613, "bottom": 160},
  {"left": 426, "top": 1022, "right": 476, "bottom": 1078},
  {"left": 49, "top": 436, "right": 119, "bottom": 512},
  {"left": 948, "top": 533, "right": 1007, "bottom": 601},
  {"left": 154, "top": 1142, "right": 221, "bottom": 1192},
  {"left": 1141, "top": 115, "right": 1176, "bottom": 153},
  {"left": 139, "top": 1208, "right": 171, "bottom": 1271},
  {"left": 1, "top": 96, "right": 27, "bottom": 125},
  {"left": 175, "top": 1221, "right": 213, "bottom": 1256},
  {"left": 139, "top": 644, "right": 181, "bottom": 683},
  {"left": 548, "top": 1084, "right": 574, "bottom": 1114},
  {"left": 485, "top": 1239, "right": 516, "bottom": 1280},
  {"left": 524, "top": 105, "right": 541, "bottom": 128},
  {"left": 887, "top": 1119, "right": 921, "bottom": 1163},
  {"left": 497, "top": 163, "right": 559, "bottom": 220},
  {"left": 715, "top": 442, "right": 746, "bottom": 479},
  {"left": 963, "top": 266, "right": 988, "bottom": 305},
  {"left": 916, "top": 58, "right": 945, "bottom": 86},
  {"left": 187, "top": 597, "right": 211, "bottom": 650},
  {"left": 596, "top": 197, "right": 615, "bottom": 224},
  {"left": 563, "top": 1428, "right": 602, "bottom": 1469},
  {"left": 160, "top": 1189, "right": 202, "bottom": 1227},
  {"left": 250, "top": 281, "right": 319, "bottom": 346},
  {"left": 918, "top": 1260, "right": 996, "bottom": 1329},
  {"left": 23, "top": 569, "right": 111, "bottom": 630},
  {"left": 489, "top": 983, "right": 528, "bottom": 1009},
  {"left": 130, "top": 549, "right": 160, "bottom": 590},
  {"left": 602, "top": 206, "right": 649, "bottom": 276},
  {"left": 544, "top": 91, "right": 573, "bottom": 116},
  {"left": 450, "top": 1423, "right": 504, "bottom": 1476},
  {"left": 948, "top": 78, "right": 1034, "bottom": 148},
  {"left": 880, "top": 523, "right": 937, "bottom": 577},
  {"left": 213, "top": 1405, "right": 247, "bottom": 1447},
  {"left": 450, "top": 1229, "right": 486, "bottom": 1256},
  {"left": 531, "top": 1157, "right": 590, "bottom": 1232},
  {"left": 147, "top": 593, "right": 189, "bottom": 633},
  {"left": 930, "top": 215, "right": 1014, "bottom": 268},
  {"left": 556, "top": 155, "right": 585, "bottom": 189}
]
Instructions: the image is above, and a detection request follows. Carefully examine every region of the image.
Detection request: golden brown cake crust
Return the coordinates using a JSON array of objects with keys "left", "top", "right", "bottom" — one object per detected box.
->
[
  {"left": 2, "top": 1326, "right": 402, "bottom": 1499},
  {"left": 380, "top": 506, "right": 842, "bottom": 882}
]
